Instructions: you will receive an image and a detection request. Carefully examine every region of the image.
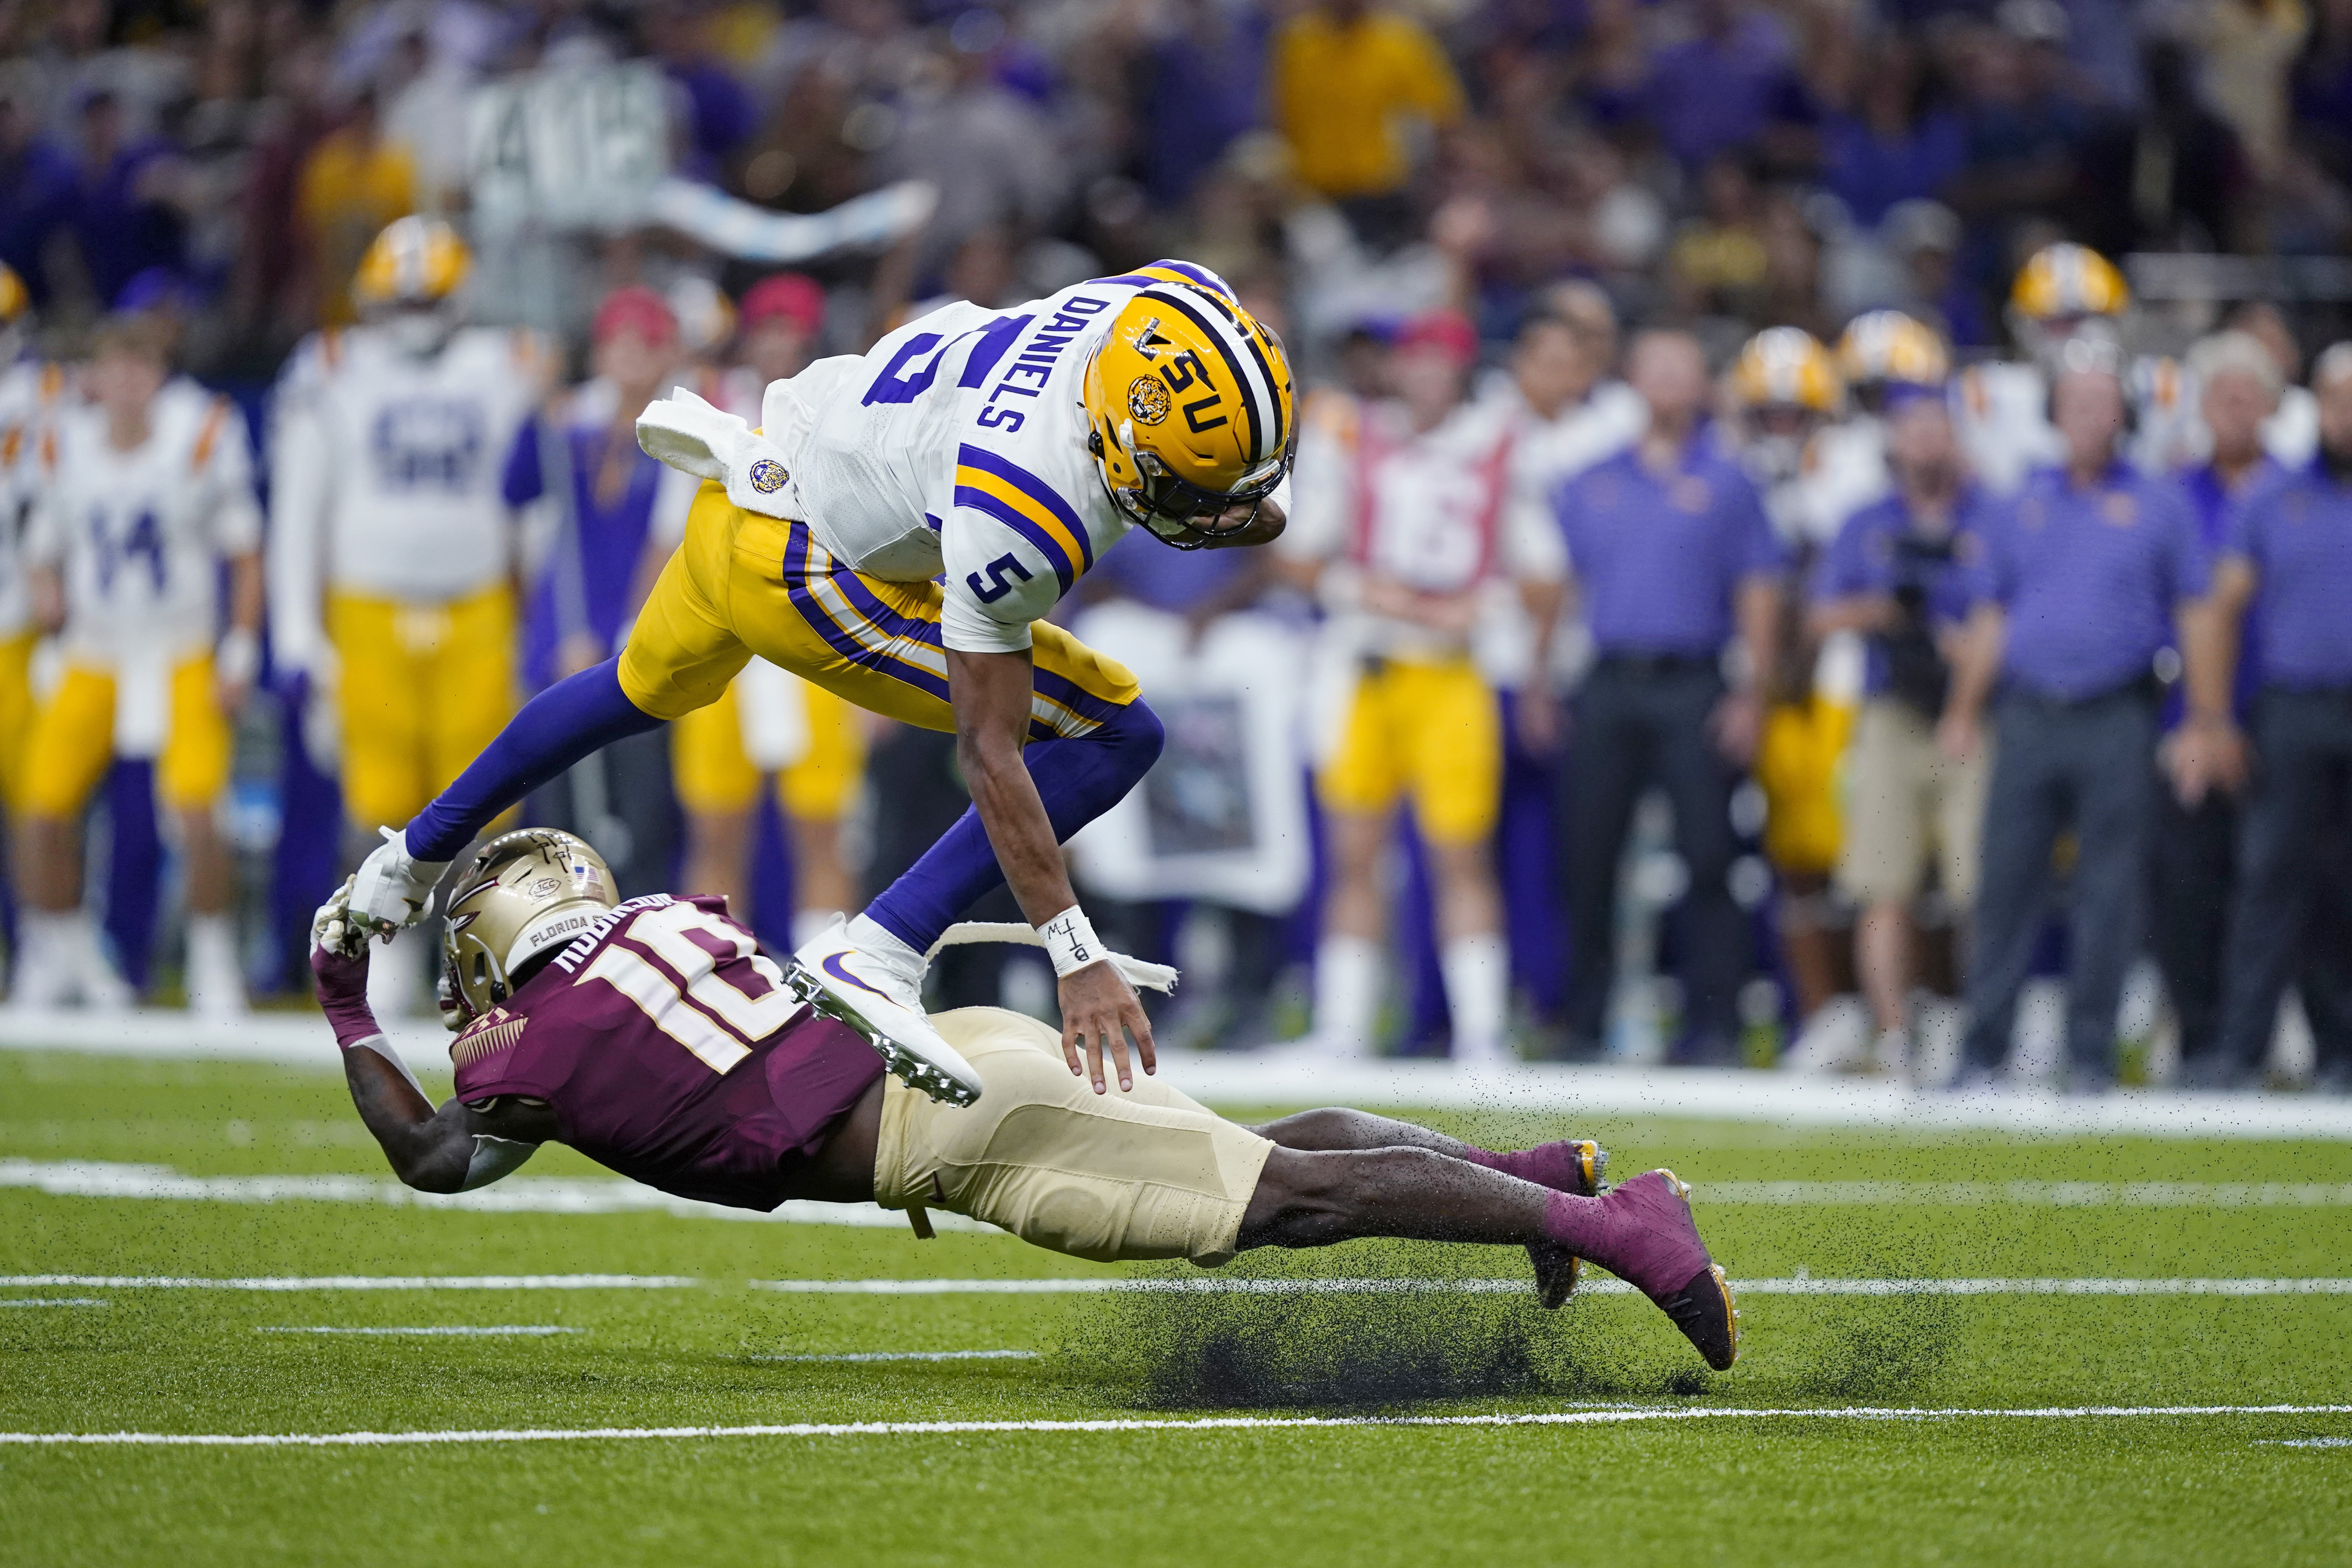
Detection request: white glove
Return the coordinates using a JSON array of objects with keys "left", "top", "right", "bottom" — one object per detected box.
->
[
  {"left": 311, "top": 876, "right": 359, "bottom": 957},
  {"left": 635, "top": 387, "right": 798, "bottom": 519},
  {"left": 341, "top": 826, "right": 451, "bottom": 953}
]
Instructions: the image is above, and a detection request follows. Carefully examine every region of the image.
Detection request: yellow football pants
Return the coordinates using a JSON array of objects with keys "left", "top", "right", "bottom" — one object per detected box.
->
[
  {"left": 1318, "top": 655, "right": 1502, "bottom": 846},
  {"left": 0, "top": 631, "right": 33, "bottom": 812},
  {"left": 619, "top": 484, "right": 1139, "bottom": 740},
  {"left": 328, "top": 584, "right": 517, "bottom": 831},
  {"left": 19, "top": 656, "right": 230, "bottom": 818},
  {"left": 671, "top": 672, "right": 867, "bottom": 820}
]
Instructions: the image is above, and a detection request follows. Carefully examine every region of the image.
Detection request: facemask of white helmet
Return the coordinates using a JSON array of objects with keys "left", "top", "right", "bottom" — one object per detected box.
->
[{"left": 384, "top": 306, "right": 456, "bottom": 359}]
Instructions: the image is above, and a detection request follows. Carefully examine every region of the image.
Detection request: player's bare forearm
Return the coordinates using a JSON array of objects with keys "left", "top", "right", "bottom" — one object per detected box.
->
[
  {"left": 341, "top": 1045, "right": 473, "bottom": 1193},
  {"left": 226, "top": 552, "right": 264, "bottom": 636},
  {"left": 946, "top": 645, "right": 1082, "bottom": 924},
  {"left": 946, "top": 644, "right": 1157, "bottom": 1092}
]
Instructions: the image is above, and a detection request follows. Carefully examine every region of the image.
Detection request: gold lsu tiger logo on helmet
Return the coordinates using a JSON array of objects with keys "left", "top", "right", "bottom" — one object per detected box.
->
[
  {"left": 1837, "top": 310, "right": 1950, "bottom": 389},
  {"left": 1731, "top": 326, "right": 1843, "bottom": 415},
  {"left": 352, "top": 216, "right": 474, "bottom": 310},
  {"left": 1081, "top": 263, "right": 1295, "bottom": 548},
  {"left": 2010, "top": 242, "right": 2129, "bottom": 323}
]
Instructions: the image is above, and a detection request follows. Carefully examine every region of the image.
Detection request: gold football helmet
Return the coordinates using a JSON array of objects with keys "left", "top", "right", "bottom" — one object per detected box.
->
[
  {"left": 2010, "top": 242, "right": 2129, "bottom": 323},
  {"left": 1731, "top": 327, "right": 1843, "bottom": 415},
  {"left": 0, "top": 261, "right": 27, "bottom": 326},
  {"left": 353, "top": 216, "right": 473, "bottom": 311},
  {"left": 1837, "top": 310, "right": 1950, "bottom": 390},
  {"left": 439, "top": 829, "right": 618, "bottom": 1029},
  {"left": 1081, "top": 262, "right": 1295, "bottom": 549}
]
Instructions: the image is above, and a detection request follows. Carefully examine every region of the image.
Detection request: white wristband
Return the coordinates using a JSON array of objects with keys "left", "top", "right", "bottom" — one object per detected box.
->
[
  {"left": 1038, "top": 905, "right": 1104, "bottom": 978},
  {"left": 216, "top": 626, "right": 261, "bottom": 687}
]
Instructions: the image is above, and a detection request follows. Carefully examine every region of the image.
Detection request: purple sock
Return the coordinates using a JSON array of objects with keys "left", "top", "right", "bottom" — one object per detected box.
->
[
  {"left": 865, "top": 699, "right": 1164, "bottom": 951},
  {"left": 407, "top": 659, "right": 663, "bottom": 861},
  {"left": 1539, "top": 1189, "right": 1608, "bottom": 1254},
  {"left": 1462, "top": 1141, "right": 1590, "bottom": 1191}
]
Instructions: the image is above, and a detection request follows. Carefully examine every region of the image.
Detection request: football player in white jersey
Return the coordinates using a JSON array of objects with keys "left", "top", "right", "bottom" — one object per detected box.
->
[
  {"left": 1281, "top": 309, "right": 1564, "bottom": 1065},
  {"left": 336, "top": 260, "right": 1295, "bottom": 1110},
  {"left": 268, "top": 217, "right": 550, "bottom": 1016},
  {"left": 0, "top": 262, "right": 62, "bottom": 917},
  {"left": 1490, "top": 283, "right": 1646, "bottom": 750},
  {"left": 661, "top": 272, "right": 869, "bottom": 947},
  {"left": 12, "top": 313, "right": 262, "bottom": 1014}
]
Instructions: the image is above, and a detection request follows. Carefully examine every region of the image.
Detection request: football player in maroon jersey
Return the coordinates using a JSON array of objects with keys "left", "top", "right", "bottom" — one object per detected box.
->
[{"left": 312, "top": 829, "right": 1738, "bottom": 1370}]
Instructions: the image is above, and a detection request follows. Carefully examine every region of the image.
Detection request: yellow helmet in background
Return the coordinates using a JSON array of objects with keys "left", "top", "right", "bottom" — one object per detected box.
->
[
  {"left": 2010, "top": 242, "right": 2129, "bottom": 323},
  {"left": 1081, "top": 261, "right": 1295, "bottom": 549},
  {"left": 0, "top": 262, "right": 27, "bottom": 327},
  {"left": 439, "top": 828, "right": 618, "bottom": 1029},
  {"left": 353, "top": 216, "right": 473, "bottom": 311},
  {"left": 1732, "top": 326, "right": 1843, "bottom": 414},
  {"left": 1837, "top": 310, "right": 1950, "bottom": 389}
]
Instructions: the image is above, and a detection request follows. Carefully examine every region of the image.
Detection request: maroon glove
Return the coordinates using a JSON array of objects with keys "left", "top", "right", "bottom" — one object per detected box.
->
[{"left": 310, "top": 884, "right": 382, "bottom": 1048}]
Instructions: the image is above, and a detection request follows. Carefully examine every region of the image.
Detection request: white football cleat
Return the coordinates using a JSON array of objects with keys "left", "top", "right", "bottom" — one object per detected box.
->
[
  {"left": 342, "top": 827, "right": 450, "bottom": 955},
  {"left": 788, "top": 922, "right": 983, "bottom": 1107}
]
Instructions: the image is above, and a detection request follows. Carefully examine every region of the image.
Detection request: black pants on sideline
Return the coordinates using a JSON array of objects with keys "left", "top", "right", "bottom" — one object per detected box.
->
[
  {"left": 2149, "top": 784, "right": 2236, "bottom": 1063},
  {"left": 1962, "top": 686, "right": 2157, "bottom": 1080},
  {"left": 2216, "top": 687, "right": 2352, "bottom": 1073},
  {"left": 1561, "top": 660, "right": 1746, "bottom": 1054}
]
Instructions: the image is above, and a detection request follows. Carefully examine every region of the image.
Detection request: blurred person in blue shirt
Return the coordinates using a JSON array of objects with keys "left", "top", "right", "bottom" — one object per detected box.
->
[
  {"left": 1807, "top": 387, "right": 1992, "bottom": 1076},
  {"left": 2205, "top": 343, "right": 2352, "bottom": 1091},
  {"left": 504, "top": 285, "right": 684, "bottom": 895},
  {"left": 1939, "top": 340, "right": 2237, "bottom": 1093},
  {"left": 2150, "top": 332, "right": 2283, "bottom": 1082},
  {"left": 1551, "top": 329, "right": 1786, "bottom": 1065}
]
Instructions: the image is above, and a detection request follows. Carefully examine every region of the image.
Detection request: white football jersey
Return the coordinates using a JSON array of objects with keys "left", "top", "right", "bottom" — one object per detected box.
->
[
  {"left": 25, "top": 379, "right": 261, "bottom": 666},
  {"left": 1282, "top": 390, "right": 1564, "bottom": 664},
  {"left": 268, "top": 325, "right": 547, "bottom": 670},
  {"left": 755, "top": 273, "right": 1202, "bottom": 655},
  {"left": 0, "top": 359, "right": 68, "bottom": 640},
  {"left": 1953, "top": 360, "right": 2064, "bottom": 495}
]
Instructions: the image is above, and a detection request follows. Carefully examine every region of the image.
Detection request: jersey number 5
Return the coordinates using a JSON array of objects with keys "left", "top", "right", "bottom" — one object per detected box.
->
[
  {"left": 576, "top": 903, "right": 801, "bottom": 1074},
  {"left": 965, "top": 552, "right": 1034, "bottom": 604}
]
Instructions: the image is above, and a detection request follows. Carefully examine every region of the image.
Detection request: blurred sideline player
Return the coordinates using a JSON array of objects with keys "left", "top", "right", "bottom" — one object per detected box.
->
[
  {"left": 661, "top": 272, "right": 866, "bottom": 941},
  {"left": 269, "top": 216, "right": 549, "bottom": 1016},
  {"left": 336, "top": 260, "right": 1295, "bottom": 1110},
  {"left": 1281, "top": 309, "right": 1564, "bottom": 1063},
  {"left": 13, "top": 312, "right": 261, "bottom": 1014},
  {"left": 308, "top": 829, "right": 1739, "bottom": 1370},
  {"left": 0, "top": 261, "right": 61, "bottom": 982},
  {"left": 1730, "top": 328, "right": 1857, "bottom": 1027},
  {"left": 503, "top": 286, "right": 686, "bottom": 895},
  {"left": 1955, "top": 242, "right": 2123, "bottom": 493},
  {"left": 1492, "top": 282, "right": 1646, "bottom": 751}
]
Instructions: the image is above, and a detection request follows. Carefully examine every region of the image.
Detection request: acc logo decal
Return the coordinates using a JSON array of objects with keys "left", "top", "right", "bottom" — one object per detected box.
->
[
  {"left": 748, "top": 458, "right": 789, "bottom": 494},
  {"left": 1127, "top": 376, "right": 1171, "bottom": 426}
]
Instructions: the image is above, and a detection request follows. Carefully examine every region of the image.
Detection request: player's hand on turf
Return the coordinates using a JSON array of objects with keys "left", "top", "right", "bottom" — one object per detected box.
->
[{"left": 1058, "top": 961, "right": 1155, "bottom": 1095}]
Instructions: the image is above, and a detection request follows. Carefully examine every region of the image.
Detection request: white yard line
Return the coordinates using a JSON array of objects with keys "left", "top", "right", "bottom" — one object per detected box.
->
[
  {"left": 13, "top": 1010, "right": 2352, "bottom": 1139},
  {"left": 0, "top": 1298, "right": 108, "bottom": 1307},
  {"left": 253, "top": 1326, "right": 580, "bottom": 1336},
  {"left": 18, "top": 1161, "right": 2352, "bottom": 1228},
  {"left": 743, "top": 1350, "right": 1037, "bottom": 1363},
  {"left": 750, "top": 1276, "right": 2352, "bottom": 1297},
  {"left": 0, "top": 1275, "right": 697, "bottom": 1291},
  {"left": 0, "top": 1160, "right": 995, "bottom": 1234},
  {"left": 11, "top": 1272, "right": 2352, "bottom": 1296},
  {"left": 5, "top": 1404, "right": 2349, "bottom": 1448}
]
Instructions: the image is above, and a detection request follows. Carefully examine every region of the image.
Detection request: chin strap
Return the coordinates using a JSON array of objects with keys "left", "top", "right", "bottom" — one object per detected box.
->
[{"left": 922, "top": 922, "right": 1179, "bottom": 995}]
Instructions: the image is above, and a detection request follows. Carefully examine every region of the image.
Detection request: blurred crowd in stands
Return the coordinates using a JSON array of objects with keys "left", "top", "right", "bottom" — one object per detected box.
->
[{"left": 5, "top": 0, "right": 2352, "bottom": 1096}]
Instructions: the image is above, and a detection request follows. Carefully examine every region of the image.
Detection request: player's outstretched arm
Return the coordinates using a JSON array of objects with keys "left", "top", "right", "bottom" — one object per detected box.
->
[
  {"left": 312, "top": 886, "right": 554, "bottom": 1192},
  {"left": 945, "top": 645, "right": 1154, "bottom": 1095}
]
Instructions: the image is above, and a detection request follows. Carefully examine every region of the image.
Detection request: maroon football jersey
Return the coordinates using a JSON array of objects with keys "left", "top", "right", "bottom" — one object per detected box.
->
[{"left": 450, "top": 894, "right": 883, "bottom": 1210}]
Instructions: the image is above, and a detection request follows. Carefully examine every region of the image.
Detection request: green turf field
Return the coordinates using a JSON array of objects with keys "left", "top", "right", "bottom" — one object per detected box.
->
[{"left": 5, "top": 1049, "right": 2352, "bottom": 1566}]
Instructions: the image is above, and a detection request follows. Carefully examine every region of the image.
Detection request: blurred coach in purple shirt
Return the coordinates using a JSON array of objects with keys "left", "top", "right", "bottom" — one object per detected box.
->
[
  {"left": 1551, "top": 330, "right": 1786, "bottom": 1065},
  {"left": 2205, "top": 343, "right": 2352, "bottom": 1091},
  {"left": 1940, "top": 338, "right": 2237, "bottom": 1093}
]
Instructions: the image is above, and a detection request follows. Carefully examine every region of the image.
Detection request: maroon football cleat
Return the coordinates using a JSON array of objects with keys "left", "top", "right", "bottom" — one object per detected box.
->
[
  {"left": 1573, "top": 1169, "right": 1739, "bottom": 1370},
  {"left": 1524, "top": 1139, "right": 1607, "bottom": 1310}
]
